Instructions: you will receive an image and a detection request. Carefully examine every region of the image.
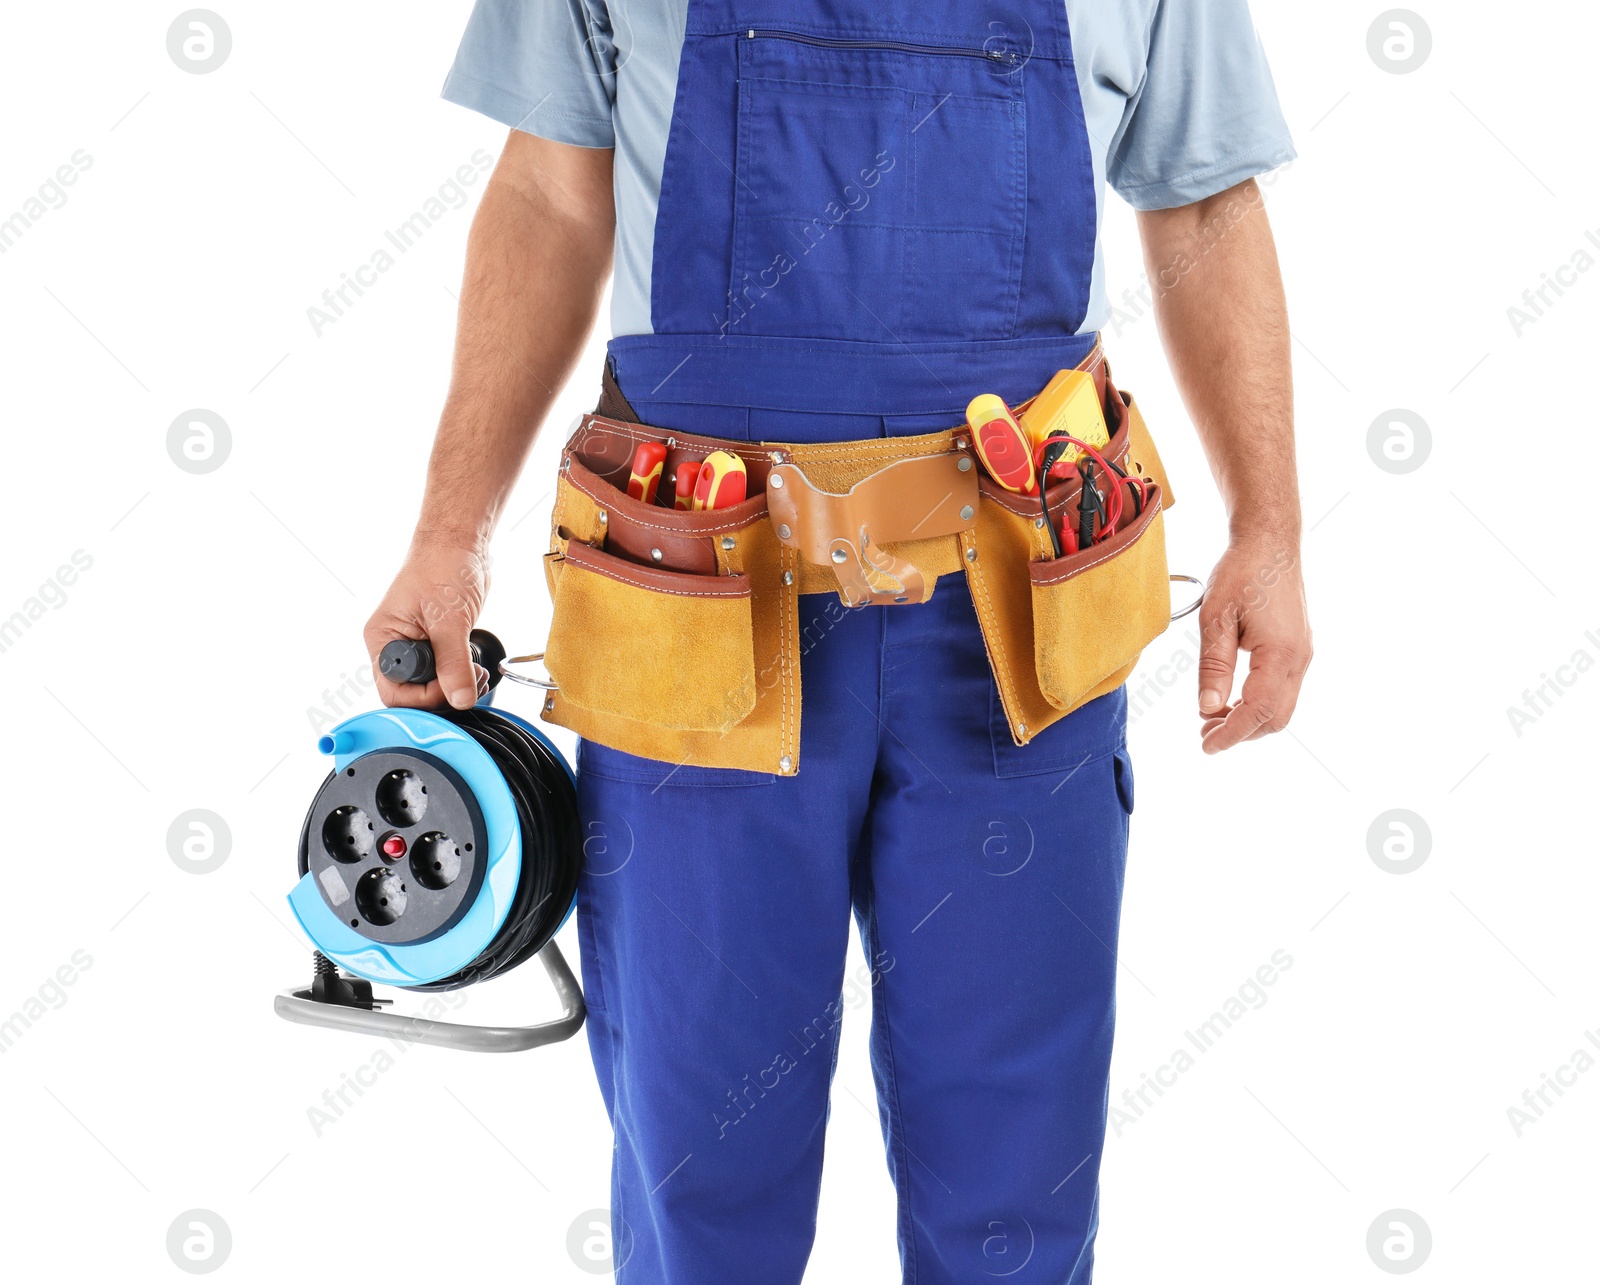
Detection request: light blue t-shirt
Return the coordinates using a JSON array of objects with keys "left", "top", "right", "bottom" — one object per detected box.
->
[{"left": 442, "top": 1, "right": 1294, "bottom": 339}]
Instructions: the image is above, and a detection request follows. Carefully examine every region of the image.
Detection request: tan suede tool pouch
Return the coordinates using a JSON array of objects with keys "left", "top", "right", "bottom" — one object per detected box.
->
[
  {"left": 544, "top": 539, "right": 757, "bottom": 732},
  {"left": 1029, "top": 486, "right": 1169, "bottom": 712},
  {"left": 543, "top": 419, "right": 793, "bottom": 774},
  {"left": 964, "top": 390, "right": 1175, "bottom": 747}
]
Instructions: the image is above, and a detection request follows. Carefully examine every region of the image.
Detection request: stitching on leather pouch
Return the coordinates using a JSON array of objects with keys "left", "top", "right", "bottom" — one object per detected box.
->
[
  {"left": 1031, "top": 496, "right": 1162, "bottom": 586},
  {"left": 549, "top": 476, "right": 568, "bottom": 545},
  {"left": 789, "top": 436, "right": 949, "bottom": 452},
  {"left": 575, "top": 418, "right": 652, "bottom": 450},
  {"left": 786, "top": 437, "right": 954, "bottom": 461},
  {"left": 780, "top": 546, "right": 793, "bottom": 765},
  {"left": 779, "top": 451, "right": 953, "bottom": 469},
  {"left": 577, "top": 417, "right": 773, "bottom": 471},
  {"left": 581, "top": 416, "right": 772, "bottom": 464},
  {"left": 572, "top": 553, "right": 752, "bottom": 599},
  {"left": 964, "top": 534, "right": 1019, "bottom": 730}
]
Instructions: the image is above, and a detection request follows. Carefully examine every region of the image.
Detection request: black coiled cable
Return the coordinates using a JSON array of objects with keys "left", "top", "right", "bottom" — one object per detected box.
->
[{"left": 298, "top": 707, "right": 582, "bottom": 993}]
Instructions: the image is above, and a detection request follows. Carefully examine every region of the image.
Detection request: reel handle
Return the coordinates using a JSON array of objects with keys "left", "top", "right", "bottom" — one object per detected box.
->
[
  {"left": 378, "top": 628, "right": 508, "bottom": 690},
  {"left": 275, "top": 941, "right": 586, "bottom": 1053}
]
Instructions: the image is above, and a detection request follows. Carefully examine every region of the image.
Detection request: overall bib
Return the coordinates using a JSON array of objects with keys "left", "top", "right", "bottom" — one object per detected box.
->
[{"left": 576, "top": 4, "right": 1131, "bottom": 1280}]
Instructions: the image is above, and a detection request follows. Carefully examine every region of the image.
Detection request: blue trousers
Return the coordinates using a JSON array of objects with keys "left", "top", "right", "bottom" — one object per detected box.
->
[{"left": 575, "top": 575, "right": 1133, "bottom": 1283}]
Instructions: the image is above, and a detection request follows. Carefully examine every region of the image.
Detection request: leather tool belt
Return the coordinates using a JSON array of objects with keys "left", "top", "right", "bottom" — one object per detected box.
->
[{"left": 540, "top": 343, "right": 1177, "bottom": 776}]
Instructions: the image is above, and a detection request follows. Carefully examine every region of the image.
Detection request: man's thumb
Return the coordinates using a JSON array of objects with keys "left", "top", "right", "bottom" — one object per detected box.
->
[
  {"left": 430, "top": 627, "right": 479, "bottom": 710},
  {"left": 1196, "top": 597, "right": 1240, "bottom": 714}
]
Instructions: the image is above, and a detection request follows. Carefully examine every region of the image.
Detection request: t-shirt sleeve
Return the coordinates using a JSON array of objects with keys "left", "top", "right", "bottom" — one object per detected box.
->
[
  {"left": 1106, "top": 0, "right": 1295, "bottom": 210},
  {"left": 441, "top": 0, "right": 618, "bottom": 148}
]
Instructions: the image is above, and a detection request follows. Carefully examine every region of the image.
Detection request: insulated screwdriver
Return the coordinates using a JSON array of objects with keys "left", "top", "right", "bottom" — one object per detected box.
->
[
  {"left": 693, "top": 450, "right": 748, "bottom": 509},
  {"left": 673, "top": 460, "right": 700, "bottom": 510},
  {"left": 965, "top": 394, "right": 1035, "bottom": 494},
  {"left": 627, "top": 441, "right": 668, "bottom": 504}
]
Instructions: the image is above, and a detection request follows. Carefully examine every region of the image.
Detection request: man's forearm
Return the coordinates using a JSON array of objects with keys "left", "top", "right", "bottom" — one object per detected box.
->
[
  {"left": 1137, "top": 178, "right": 1311, "bottom": 749},
  {"left": 416, "top": 132, "right": 615, "bottom": 549},
  {"left": 1137, "top": 179, "right": 1299, "bottom": 546}
]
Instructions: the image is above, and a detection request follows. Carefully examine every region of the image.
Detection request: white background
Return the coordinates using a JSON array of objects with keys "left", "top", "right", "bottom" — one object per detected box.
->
[{"left": 2, "top": 1, "right": 1595, "bottom": 1280}]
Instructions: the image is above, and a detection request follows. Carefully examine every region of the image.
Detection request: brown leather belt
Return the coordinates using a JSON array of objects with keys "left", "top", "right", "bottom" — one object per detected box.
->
[{"left": 585, "top": 342, "right": 1120, "bottom": 606}]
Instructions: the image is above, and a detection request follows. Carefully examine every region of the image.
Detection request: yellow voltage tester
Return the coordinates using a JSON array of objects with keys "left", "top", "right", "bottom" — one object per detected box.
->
[{"left": 1020, "top": 369, "right": 1110, "bottom": 475}]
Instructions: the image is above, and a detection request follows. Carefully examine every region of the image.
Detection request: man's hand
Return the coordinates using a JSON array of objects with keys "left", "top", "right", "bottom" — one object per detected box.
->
[
  {"left": 364, "top": 537, "right": 491, "bottom": 710},
  {"left": 1196, "top": 539, "right": 1312, "bottom": 754},
  {"left": 1137, "top": 177, "right": 1306, "bottom": 753}
]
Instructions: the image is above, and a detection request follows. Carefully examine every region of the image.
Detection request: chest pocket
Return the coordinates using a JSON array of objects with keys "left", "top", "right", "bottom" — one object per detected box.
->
[{"left": 730, "top": 31, "right": 1027, "bottom": 344}]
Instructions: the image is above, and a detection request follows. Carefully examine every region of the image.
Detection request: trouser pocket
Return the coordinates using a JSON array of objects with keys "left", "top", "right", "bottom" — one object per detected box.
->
[
  {"left": 1029, "top": 488, "right": 1170, "bottom": 712},
  {"left": 545, "top": 541, "right": 758, "bottom": 733}
]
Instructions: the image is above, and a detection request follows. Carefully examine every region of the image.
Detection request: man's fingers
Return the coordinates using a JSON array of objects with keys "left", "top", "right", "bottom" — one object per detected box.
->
[
  {"left": 1196, "top": 595, "right": 1241, "bottom": 715},
  {"left": 373, "top": 672, "right": 450, "bottom": 710},
  {"left": 366, "top": 618, "right": 425, "bottom": 708},
  {"left": 1200, "top": 646, "right": 1296, "bottom": 754},
  {"left": 1200, "top": 701, "right": 1270, "bottom": 755},
  {"left": 429, "top": 625, "right": 480, "bottom": 710},
  {"left": 373, "top": 658, "right": 478, "bottom": 710},
  {"left": 1245, "top": 650, "right": 1308, "bottom": 741}
]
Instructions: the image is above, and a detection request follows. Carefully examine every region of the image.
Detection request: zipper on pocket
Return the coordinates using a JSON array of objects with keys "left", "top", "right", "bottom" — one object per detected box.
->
[{"left": 745, "top": 28, "right": 1021, "bottom": 67}]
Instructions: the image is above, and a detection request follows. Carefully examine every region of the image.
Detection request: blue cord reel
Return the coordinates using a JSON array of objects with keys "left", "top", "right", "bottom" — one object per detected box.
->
[{"left": 274, "top": 632, "right": 586, "bottom": 1052}]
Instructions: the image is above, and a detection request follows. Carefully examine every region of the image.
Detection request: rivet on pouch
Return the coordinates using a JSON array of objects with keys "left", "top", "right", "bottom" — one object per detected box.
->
[
  {"left": 960, "top": 505, "right": 974, "bottom": 521},
  {"left": 831, "top": 549, "right": 848, "bottom": 564},
  {"left": 650, "top": 548, "right": 663, "bottom": 563},
  {"left": 721, "top": 536, "right": 735, "bottom": 551},
  {"left": 770, "top": 473, "right": 785, "bottom": 488},
  {"left": 598, "top": 511, "right": 608, "bottom": 525},
  {"left": 778, "top": 523, "right": 792, "bottom": 539},
  {"left": 1034, "top": 517, "right": 1045, "bottom": 529},
  {"left": 779, "top": 755, "right": 794, "bottom": 773},
  {"left": 782, "top": 570, "right": 794, "bottom": 586},
  {"left": 958, "top": 457, "right": 972, "bottom": 472},
  {"left": 1018, "top": 723, "right": 1028, "bottom": 738},
  {"left": 965, "top": 546, "right": 978, "bottom": 562},
  {"left": 543, "top": 697, "right": 555, "bottom": 713}
]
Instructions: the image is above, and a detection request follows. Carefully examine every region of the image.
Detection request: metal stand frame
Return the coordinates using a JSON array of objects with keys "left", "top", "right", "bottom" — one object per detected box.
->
[{"left": 274, "top": 941, "right": 585, "bottom": 1053}]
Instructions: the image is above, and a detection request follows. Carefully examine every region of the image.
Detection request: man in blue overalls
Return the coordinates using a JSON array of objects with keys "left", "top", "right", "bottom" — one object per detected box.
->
[{"left": 366, "top": 2, "right": 1312, "bottom": 1279}]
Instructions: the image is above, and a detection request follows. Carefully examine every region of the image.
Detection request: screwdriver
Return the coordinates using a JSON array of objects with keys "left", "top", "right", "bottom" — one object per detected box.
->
[
  {"left": 693, "top": 451, "right": 748, "bottom": 509},
  {"left": 627, "top": 441, "right": 668, "bottom": 504},
  {"left": 673, "top": 460, "right": 700, "bottom": 510},
  {"left": 965, "top": 394, "right": 1035, "bottom": 493}
]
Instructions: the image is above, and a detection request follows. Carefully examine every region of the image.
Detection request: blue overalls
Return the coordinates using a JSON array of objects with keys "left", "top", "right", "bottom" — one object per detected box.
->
[{"left": 576, "top": 4, "right": 1131, "bottom": 1280}]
